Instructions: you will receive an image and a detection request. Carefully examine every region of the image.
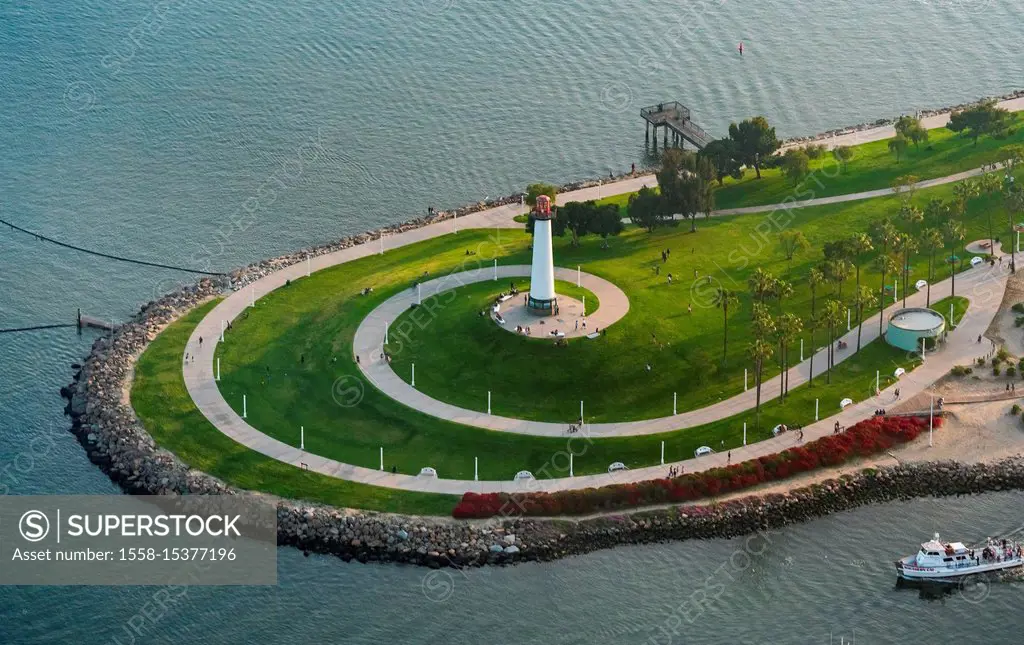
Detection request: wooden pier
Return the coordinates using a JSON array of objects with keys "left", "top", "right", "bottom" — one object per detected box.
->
[
  {"left": 641, "top": 102, "right": 713, "bottom": 149},
  {"left": 77, "top": 308, "right": 119, "bottom": 332}
]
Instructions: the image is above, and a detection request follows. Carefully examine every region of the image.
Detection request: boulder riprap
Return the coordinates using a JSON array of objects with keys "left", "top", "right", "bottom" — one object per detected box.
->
[{"left": 60, "top": 126, "right": 1024, "bottom": 569}]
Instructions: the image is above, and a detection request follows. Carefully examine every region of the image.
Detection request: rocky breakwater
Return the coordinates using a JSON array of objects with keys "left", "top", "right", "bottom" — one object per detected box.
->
[
  {"left": 61, "top": 277, "right": 234, "bottom": 497},
  {"left": 782, "top": 88, "right": 1024, "bottom": 147},
  {"left": 274, "top": 458, "right": 1024, "bottom": 568},
  {"left": 58, "top": 266, "right": 1024, "bottom": 569}
]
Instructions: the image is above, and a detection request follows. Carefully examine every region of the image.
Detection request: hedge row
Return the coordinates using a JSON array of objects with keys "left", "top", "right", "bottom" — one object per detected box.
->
[{"left": 452, "top": 415, "right": 940, "bottom": 518}]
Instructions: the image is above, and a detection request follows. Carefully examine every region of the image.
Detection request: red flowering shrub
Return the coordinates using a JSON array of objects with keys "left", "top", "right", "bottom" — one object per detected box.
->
[{"left": 451, "top": 416, "right": 938, "bottom": 518}]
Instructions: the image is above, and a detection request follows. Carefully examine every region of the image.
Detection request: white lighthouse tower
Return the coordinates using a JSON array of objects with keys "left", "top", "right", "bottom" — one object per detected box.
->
[{"left": 528, "top": 194, "right": 558, "bottom": 315}]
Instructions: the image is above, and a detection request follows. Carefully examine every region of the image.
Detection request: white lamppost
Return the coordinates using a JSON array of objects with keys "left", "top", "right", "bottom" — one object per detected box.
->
[
  {"left": 300, "top": 426, "right": 304, "bottom": 450},
  {"left": 929, "top": 395, "right": 934, "bottom": 447}
]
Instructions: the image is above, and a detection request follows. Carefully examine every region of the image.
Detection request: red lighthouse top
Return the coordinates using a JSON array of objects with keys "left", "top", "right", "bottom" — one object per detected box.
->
[{"left": 534, "top": 194, "right": 552, "bottom": 220}]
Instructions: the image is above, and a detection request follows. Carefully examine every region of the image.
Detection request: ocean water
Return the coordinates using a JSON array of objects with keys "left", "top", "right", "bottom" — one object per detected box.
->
[{"left": 1, "top": 0, "right": 1023, "bottom": 642}]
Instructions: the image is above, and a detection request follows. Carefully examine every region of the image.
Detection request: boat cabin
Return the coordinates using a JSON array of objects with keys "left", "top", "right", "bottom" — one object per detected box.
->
[{"left": 915, "top": 534, "right": 971, "bottom": 568}]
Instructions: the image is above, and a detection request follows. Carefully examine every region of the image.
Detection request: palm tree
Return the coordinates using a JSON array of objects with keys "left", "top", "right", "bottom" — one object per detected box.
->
[
  {"left": 851, "top": 285, "right": 875, "bottom": 352},
  {"left": 807, "top": 313, "right": 820, "bottom": 386},
  {"left": 821, "top": 299, "right": 843, "bottom": 384},
  {"left": 712, "top": 288, "right": 739, "bottom": 366},
  {"left": 953, "top": 179, "right": 980, "bottom": 260},
  {"left": 747, "top": 268, "right": 775, "bottom": 312},
  {"left": 943, "top": 220, "right": 965, "bottom": 297},
  {"left": 897, "top": 204, "right": 923, "bottom": 307},
  {"left": 873, "top": 254, "right": 899, "bottom": 326},
  {"left": 924, "top": 198, "right": 949, "bottom": 227},
  {"left": 748, "top": 338, "right": 774, "bottom": 431},
  {"left": 1007, "top": 181, "right": 1024, "bottom": 273},
  {"left": 808, "top": 267, "right": 825, "bottom": 318},
  {"left": 775, "top": 312, "right": 802, "bottom": 398},
  {"left": 847, "top": 232, "right": 874, "bottom": 300},
  {"left": 919, "top": 228, "right": 944, "bottom": 307},
  {"left": 823, "top": 258, "right": 853, "bottom": 299},
  {"left": 870, "top": 219, "right": 899, "bottom": 334},
  {"left": 977, "top": 170, "right": 1002, "bottom": 253},
  {"left": 773, "top": 278, "right": 793, "bottom": 313},
  {"left": 1001, "top": 149, "right": 1023, "bottom": 273}
]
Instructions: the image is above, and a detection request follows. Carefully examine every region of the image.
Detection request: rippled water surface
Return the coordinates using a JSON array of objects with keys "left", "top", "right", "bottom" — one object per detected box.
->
[{"left": 1, "top": 0, "right": 1022, "bottom": 642}]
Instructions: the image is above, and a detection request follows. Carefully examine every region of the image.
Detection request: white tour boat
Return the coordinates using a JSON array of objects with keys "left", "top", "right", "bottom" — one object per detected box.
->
[{"left": 895, "top": 533, "right": 1024, "bottom": 581}]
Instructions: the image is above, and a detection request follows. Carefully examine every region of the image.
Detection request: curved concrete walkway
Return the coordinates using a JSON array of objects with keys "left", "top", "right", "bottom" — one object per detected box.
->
[
  {"left": 186, "top": 260, "right": 1007, "bottom": 494},
  {"left": 358, "top": 255, "right": 1004, "bottom": 437},
  {"left": 181, "top": 150, "right": 1018, "bottom": 492},
  {"left": 353, "top": 266, "right": 629, "bottom": 418}
]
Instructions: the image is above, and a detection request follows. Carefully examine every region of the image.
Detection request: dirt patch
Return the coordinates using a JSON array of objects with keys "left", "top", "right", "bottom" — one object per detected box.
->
[{"left": 985, "top": 264, "right": 1024, "bottom": 355}]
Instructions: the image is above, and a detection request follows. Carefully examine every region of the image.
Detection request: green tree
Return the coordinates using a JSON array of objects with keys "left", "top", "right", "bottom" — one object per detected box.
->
[
  {"left": 690, "top": 154, "right": 717, "bottom": 230},
  {"left": 749, "top": 303, "right": 776, "bottom": 430},
  {"left": 747, "top": 268, "right": 776, "bottom": 311},
  {"left": 525, "top": 183, "right": 557, "bottom": 208},
  {"left": 781, "top": 148, "right": 810, "bottom": 185},
  {"left": 1002, "top": 148, "right": 1024, "bottom": 272},
  {"left": 953, "top": 179, "right": 980, "bottom": 260},
  {"left": 808, "top": 267, "right": 825, "bottom": 319},
  {"left": 977, "top": 169, "right": 1003, "bottom": 254},
  {"left": 728, "top": 116, "right": 780, "bottom": 179},
  {"left": 851, "top": 285, "right": 875, "bottom": 353},
  {"left": 895, "top": 115, "right": 929, "bottom": 150},
  {"left": 822, "top": 257, "right": 853, "bottom": 299},
  {"left": 698, "top": 138, "right": 743, "bottom": 185},
  {"left": 775, "top": 312, "right": 802, "bottom": 398},
  {"left": 943, "top": 219, "right": 965, "bottom": 297},
  {"left": 924, "top": 197, "right": 950, "bottom": 226},
  {"left": 872, "top": 254, "right": 898, "bottom": 330},
  {"left": 657, "top": 147, "right": 689, "bottom": 215},
  {"left": 712, "top": 288, "right": 739, "bottom": 367},
  {"left": 807, "top": 313, "right": 820, "bottom": 386},
  {"left": 891, "top": 174, "right": 920, "bottom": 202},
  {"left": 870, "top": 219, "right": 899, "bottom": 334},
  {"left": 821, "top": 299, "right": 844, "bottom": 384},
  {"left": 888, "top": 134, "right": 909, "bottom": 163},
  {"left": 832, "top": 145, "right": 854, "bottom": 172},
  {"left": 748, "top": 338, "right": 774, "bottom": 431},
  {"left": 778, "top": 229, "right": 811, "bottom": 268},
  {"left": 947, "top": 99, "right": 1012, "bottom": 146},
  {"left": 897, "top": 203, "right": 923, "bottom": 306},
  {"left": 627, "top": 186, "right": 665, "bottom": 232},
  {"left": 773, "top": 278, "right": 794, "bottom": 313},
  {"left": 556, "top": 201, "right": 593, "bottom": 246},
  {"left": 591, "top": 203, "right": 624, "bottom": 244},
  {"left": 919, "top": 228, "right": 944, "bottom": 307},
  {"left": 846, "top": 232, "right": 874, "bottom": 305}
]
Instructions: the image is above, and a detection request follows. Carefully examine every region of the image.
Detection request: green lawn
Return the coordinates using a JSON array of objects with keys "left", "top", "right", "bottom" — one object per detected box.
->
[
  {"left": 389, "top": 178, "right": 1009, "bottom": 422},
  {"left": 131, "top": 300, "right": 458, "bottom": 515},
  {"left": 931, "top": 295, "right": 970, "bottom": 330},
  {"left": 598, "top": 114, "right": 1024, "bottom": 214},
  {"left": 205, "top": 181, "right": 1001, "bottom": 483}
]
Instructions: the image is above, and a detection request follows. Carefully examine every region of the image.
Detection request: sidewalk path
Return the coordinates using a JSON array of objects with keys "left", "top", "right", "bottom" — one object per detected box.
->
[
  {"left": 356, "top": 257, "right": 1007, "bottom": 437},
  {"left": 178, "top": 101, "right": 1022, "bottom": 493}
]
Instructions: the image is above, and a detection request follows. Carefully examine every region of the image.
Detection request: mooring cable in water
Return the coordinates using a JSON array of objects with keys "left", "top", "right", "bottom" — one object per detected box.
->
[
  {"left": 0, "top": 216, "right": 227, "bottom": 276},
  {"left": 0, "top": 323, "right": 79, "bottom": 334}
]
